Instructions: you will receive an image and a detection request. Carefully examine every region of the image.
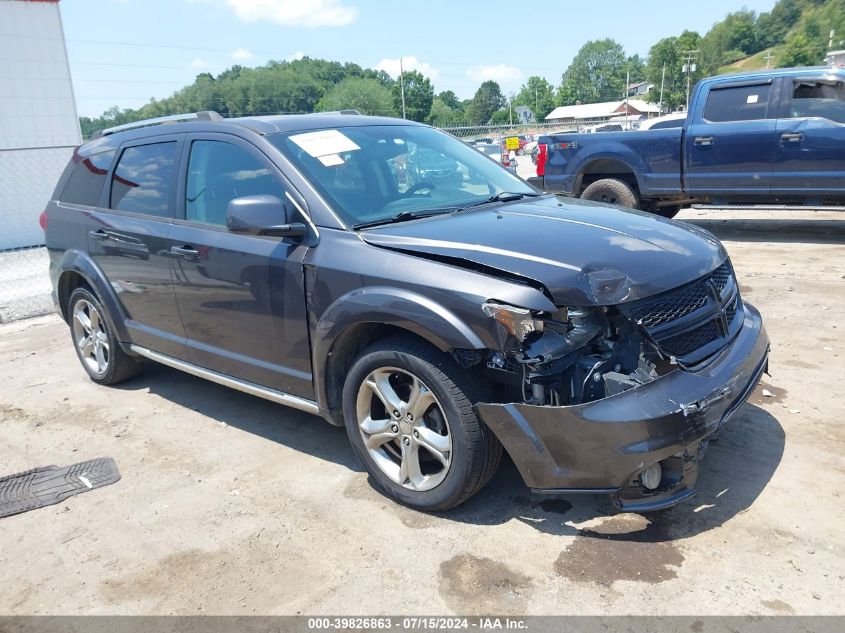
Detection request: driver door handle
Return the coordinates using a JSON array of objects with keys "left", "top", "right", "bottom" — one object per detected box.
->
[
  {"left": 170, "top": 245, "right": 199, "bottom": 259},
  {"left": 781, "top": 132, "right": 804, "bottom": 143},
  {"left": 694, "top": 136, "right": 715, "bottom": 146}
]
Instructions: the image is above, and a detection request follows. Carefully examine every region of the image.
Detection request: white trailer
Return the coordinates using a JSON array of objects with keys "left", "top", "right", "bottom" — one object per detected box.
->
[{"left": 0, "top": 0, "right": 81, "bottom": 250}]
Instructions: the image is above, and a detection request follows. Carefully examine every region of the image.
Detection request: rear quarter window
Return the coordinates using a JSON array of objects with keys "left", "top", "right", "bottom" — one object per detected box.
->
[
  {"left": 703, "top": 84, "right": 771, "bottom": 122},
  {"left": 57, "top": 149, "right": 116, "bottom": 206}
]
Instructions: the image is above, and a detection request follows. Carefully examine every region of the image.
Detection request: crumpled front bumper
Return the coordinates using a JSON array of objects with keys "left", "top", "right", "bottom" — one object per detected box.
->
[{"left": 474, "top": 302, "right": 769, "bottom": 511}]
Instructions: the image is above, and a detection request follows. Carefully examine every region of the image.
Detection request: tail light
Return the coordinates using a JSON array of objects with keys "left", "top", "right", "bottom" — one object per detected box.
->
[
  {"left": 39, "top": 210, "right": 48, "bottom": 231},
  {"left": 536, "top": 143, "right": 548, "bottom": 177}
]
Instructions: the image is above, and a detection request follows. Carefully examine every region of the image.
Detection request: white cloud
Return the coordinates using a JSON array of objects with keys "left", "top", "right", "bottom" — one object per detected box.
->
[
  {"left": 188, "top": 57, "right": 211, "bottom": 69},
  {"left": 226, "top": 0, "right": 357, "bottom": 27},
  {"left": 375, "top": 56, "right": 440, "bottom": 81},
  {"left": 287, "top": 51, "right": 305, "bottom": 61},
  {"left": 466, "top": 64, "right": 524, "bottom": 85},
  {"left": 232, "top": 48, "right": 254, "bottom": 61}
]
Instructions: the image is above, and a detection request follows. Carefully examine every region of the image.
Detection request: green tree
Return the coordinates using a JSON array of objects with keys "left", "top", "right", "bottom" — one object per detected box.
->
[
  {"left": 756, "top": 0, "right": 802, "bottom": 49},
  {"left": 468, "top": 81, "right": 505, "bottom": 124},
  {"left": 700, "top": 10, "right": 760, "bottom": 73},
  {"left": 438, "top": 90, "right": 462, "bottom": 110},
  {"left": 513, "top": 76, "right": 556, "bottom": 121},
  {"left": 392, "top": 70, "right": 434, "bottom": 122},
  {"left": 316, "top": 77, "right": 396, "bottom": 116},
  {"left": 780, "top": 32, "right": 823, "bottom": 66},
  {"left": 427, "top": 97, "right": 461, "bottom": 127},
  {"left": 558, "top": 39, "right": 628, "bottom": 104},
  {"left": 489, "top": 108, "right": 513, "bottom": 124}
]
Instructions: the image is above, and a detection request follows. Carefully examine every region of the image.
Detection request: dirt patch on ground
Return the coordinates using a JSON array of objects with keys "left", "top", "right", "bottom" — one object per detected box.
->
[
  {"left": 101, "top": 548, "right": 233, "bottom": 604},
  {"left": 439, "top": 554, "right": 533, "bottom": 614},
  {"left": 761, "top": 599, "right": 796, "bottom": 614},
  {"left": 555, "top": 515, "right": 684, "bottom": 585},
  {"left": 751, "top": 382, "right": 788, "bottom": 405}
]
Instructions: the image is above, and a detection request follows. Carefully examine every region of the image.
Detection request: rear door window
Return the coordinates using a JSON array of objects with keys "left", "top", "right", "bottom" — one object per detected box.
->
[
  {"left": 110, "top": 142, "right": 177, "bottom": 217},
  {"left": 58, "top": 150, "right": 115, "bottom": 206},
  {"left": 788, "top": 80, "right": 845, "bottom": 123},
  {"left": 703, "top": 84, "right": 772, "bottom": 122}
]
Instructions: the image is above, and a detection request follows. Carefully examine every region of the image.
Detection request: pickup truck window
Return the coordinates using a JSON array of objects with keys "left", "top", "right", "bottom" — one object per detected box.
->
[
  {"left": 790, "top": 81, "right": 845, "bottom": 124},
  {"left": 703, "top": 84, "right": 771, "bottom": 122}
]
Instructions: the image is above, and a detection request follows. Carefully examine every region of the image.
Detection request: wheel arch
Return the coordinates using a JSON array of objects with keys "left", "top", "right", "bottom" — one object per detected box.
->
[
  {"left": 55, "top": 250, "right": 132, "bottom": 344},
  {"left": 577, "top": 157, "right": 642, "bottom": 196},
  {"left": 312, "top": 287, "right": 490, "bottom": 426}
]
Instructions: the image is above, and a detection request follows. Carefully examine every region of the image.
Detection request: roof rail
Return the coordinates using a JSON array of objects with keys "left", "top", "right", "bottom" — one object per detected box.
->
[
  {"left": 310, "top": 109, "right": 361, "bottom": 116},
  {"left": 95, "top": 111, "right": 224, "bottom": 138}
]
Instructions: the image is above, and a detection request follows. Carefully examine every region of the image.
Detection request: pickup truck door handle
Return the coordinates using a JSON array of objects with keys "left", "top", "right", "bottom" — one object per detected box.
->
[
  {"left": 781, "top": 132, "right": 804, "bottom": 143},
  {"left": 170, "top": 245, "right": 199, "bottom": 259},
  {"left": 89, "top": 230, "right": 109, "bottom": 241},
  {"left": 694, "top": 136, "right": 715, "bottom": 146}
]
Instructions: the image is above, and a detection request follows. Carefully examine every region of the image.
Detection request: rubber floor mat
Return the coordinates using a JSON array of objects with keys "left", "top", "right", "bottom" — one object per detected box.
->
[{"left": 0, "top": 457, "right": 120, "bottom": 518}]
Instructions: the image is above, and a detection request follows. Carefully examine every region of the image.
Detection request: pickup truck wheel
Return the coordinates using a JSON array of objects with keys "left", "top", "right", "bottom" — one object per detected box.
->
[
  {"left": 581, "top": 178, "right": 640, "bottom": 209},
  {"left": 67, "top": 287, "right": 143, "bottom": 385},
  {"left": 342, "top": 336, "right": 502, "bottom": 511}
]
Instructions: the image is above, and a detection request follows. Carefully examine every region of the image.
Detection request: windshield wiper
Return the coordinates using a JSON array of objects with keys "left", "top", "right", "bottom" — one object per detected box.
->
[
  {"left": 452, "top": 191, "right": 544, "bottom": 214},
  {"left": 353, "top": 207, "right": 457, "bottom": 230}
]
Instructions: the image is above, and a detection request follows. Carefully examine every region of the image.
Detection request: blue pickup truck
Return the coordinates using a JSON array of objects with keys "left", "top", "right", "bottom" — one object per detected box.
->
[{"left": 531, "top": 67, "right": 845, "bottom": 218}]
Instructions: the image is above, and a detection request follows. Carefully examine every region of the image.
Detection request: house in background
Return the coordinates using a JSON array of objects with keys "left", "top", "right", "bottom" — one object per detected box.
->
[
  {"left": 628, "top": 81, "right": 655, "bottom": 97},
  {"left": 0, "top": 0, "right": 81, "bottom": 250},
  {"left": 514, "top": 105, "right": 536, "bottom": 124},
  {"left": 545, "top": 99, "right": 660, "bottom": 124}
]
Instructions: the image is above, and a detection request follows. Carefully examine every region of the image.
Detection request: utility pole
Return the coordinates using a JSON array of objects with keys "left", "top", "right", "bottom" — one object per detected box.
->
[
  {"left": 624, "top": 70, "right": 630, "bottom": 129},
  {"left": 509, "top": 93, "right": 514, "bottom": 125},
  {"left": 682, "top": 50, "right": 699, "bottom": 111},
  {"left": 399, "top": 57, "right": 406, "bottom": 119},
  {"left": 659, "top": 63, "right": 666, "bottom": 114},
  {"left": 764, "top": 51, "right": 775, "bottom": 69}
]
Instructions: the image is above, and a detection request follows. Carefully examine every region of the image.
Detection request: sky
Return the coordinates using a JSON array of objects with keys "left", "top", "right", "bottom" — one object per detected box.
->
[{"left": 59, "top": 0, "right": 780, "bottom": 118}]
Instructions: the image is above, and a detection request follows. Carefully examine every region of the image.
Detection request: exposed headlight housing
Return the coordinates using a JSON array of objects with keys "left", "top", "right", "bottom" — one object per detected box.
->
[{"left": 482, "top": 302, "right": 544, "bottom": 342}]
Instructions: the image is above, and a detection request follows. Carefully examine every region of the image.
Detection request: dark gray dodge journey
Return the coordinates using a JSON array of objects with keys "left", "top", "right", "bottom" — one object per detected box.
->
[{"left": 44, "top": 111, "right": 769, "bottom": 512}]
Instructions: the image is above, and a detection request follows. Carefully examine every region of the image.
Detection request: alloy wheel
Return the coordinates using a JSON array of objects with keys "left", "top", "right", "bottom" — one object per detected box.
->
[
  {"left": 356, "top": 366, "right": 452, "bottom": 491},
  {"left": 72, "top": 299, "right": 110, "bottom": 375}
]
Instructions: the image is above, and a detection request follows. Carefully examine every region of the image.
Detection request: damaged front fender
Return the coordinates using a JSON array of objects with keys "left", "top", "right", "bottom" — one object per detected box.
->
[{"left": 474, "top": 304, "right": 769, "bottom": 509}]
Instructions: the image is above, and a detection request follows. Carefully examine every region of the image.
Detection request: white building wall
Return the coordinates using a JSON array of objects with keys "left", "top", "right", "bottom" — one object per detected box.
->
[{"left": 0, "top": 0, "right": 81, "bottom": 249}]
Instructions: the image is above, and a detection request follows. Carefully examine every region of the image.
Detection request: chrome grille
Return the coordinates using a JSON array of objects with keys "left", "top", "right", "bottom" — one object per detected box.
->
[{"left": 621, "top": 261, "right": 742, "bottom": 365}]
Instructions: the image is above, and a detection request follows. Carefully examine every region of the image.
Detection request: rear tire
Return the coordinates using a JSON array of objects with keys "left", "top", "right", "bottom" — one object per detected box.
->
[
  {"left": 67, "top": 287, "right": 142, "bottom": 385},
  {"left": 581, "top": 178, "right": 640, "bottom": 209},
  {"left": 342, "top": 336, "right": 502, "bottom": 511}
]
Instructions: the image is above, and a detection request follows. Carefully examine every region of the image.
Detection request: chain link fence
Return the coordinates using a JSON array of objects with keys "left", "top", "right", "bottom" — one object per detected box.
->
[{"left": 0, "top": 117, "right": 636, "bottom": 324}]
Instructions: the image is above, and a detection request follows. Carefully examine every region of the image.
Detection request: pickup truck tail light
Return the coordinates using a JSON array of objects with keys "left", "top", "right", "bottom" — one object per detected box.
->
[
  {"left": 39, "top": 210, "right": 48, "bottom": 231},
  {"left": 536, "top": 143, "right": 548, "bottom": 177}
]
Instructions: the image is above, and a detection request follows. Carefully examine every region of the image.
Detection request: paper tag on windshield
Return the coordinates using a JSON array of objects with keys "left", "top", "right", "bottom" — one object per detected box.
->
[
  {"left": 746, "top": 94, "right": 759, "bottom": 104},
  {"left": 290, "top": 129, "right": 360, "bottom": 157},
  {"left": 318, "top": 153, "right": 344, "bottom": 167}
]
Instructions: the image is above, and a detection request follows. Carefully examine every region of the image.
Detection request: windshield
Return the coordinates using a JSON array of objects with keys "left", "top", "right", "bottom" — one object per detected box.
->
[{"left": 270, "top": 125, "right": 533, "bottom": 228}]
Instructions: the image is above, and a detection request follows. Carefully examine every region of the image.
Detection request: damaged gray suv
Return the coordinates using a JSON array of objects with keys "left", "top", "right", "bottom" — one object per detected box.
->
[{"left": 45, "top": 111, "right": 769, "bottom": 512}]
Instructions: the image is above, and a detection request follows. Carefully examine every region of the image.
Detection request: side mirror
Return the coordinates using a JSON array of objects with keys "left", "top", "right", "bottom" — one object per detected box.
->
[{"left": 226, "top": 195, "right": 308, "bottom": 239}]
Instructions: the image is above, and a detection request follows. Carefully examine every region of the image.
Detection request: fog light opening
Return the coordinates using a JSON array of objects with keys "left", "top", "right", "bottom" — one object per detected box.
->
[{"left": 640, "top": 462, "right": 663, "bottom": 490}]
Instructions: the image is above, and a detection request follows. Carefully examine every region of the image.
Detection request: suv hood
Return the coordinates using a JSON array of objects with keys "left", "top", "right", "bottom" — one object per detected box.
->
[{"left": 360, "top": 196, "right": 727, "bottom": 306}]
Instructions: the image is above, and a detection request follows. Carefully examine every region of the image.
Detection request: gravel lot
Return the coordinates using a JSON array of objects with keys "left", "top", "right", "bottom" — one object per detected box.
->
[{"left": 0, "top": 208, "right": 843, "bottom": 615}]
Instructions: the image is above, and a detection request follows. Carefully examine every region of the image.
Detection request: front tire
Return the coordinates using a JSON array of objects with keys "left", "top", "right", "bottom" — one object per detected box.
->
[
  {"left": 581, "top": 178, "right": 640, "bottom": 209},
  {"left": 68, "top": 287, "right": 142, "bottom": 385},
  {"left": 342, "top": 336, "right": 501, "bottom": 511}
]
